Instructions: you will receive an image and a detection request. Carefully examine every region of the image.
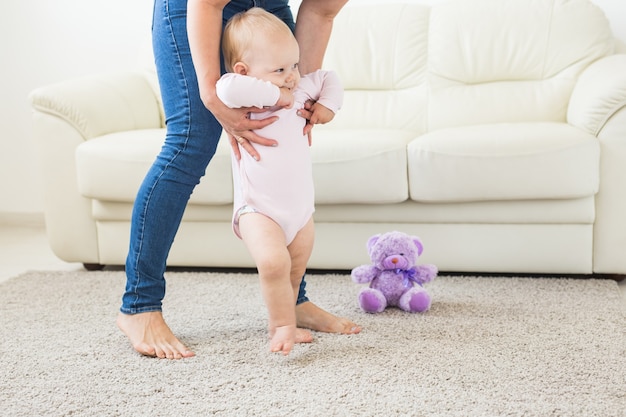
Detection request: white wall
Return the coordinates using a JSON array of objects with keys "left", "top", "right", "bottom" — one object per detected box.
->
[
  {"left": 1, "top": 0, "right": 625, "bottom": 215},
  {"left": 1, "top": 0, "right": 153, "bottom": 214}
]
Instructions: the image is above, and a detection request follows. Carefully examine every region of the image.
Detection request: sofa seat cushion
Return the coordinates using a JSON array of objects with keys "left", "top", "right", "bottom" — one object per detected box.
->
[
  {"left": 311, "top": 129, "right": 412, "bottom": 204},
  {"left": 408, "top": 122, "right": 599, "bottom": 202},
  {"left": 75, "top": 129, "right": 233, "bottom": 204},
  {"left": 77, "top": 127, "right": 413, "bottom": 206}
]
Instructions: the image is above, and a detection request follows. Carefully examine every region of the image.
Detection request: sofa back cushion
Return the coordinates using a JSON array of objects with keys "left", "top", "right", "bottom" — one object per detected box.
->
[
  {"left": 324, "top": 0, "right": 614, "bottom": 134},
  {"left": 324, "top": 2, "right": 430, "bottom": 135},
  {"left": 429, "top": 0, "right": 614, "bottom": 130}
]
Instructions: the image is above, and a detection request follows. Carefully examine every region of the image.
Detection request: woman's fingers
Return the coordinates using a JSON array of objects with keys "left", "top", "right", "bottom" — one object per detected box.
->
[
  {"left": 229, "top": 131, "right": 278, "bottom": 161},
  {"left": 230, "top": 133, "right": 260, "bottom": 161},
  {"left": 228, "top": 134, "right": 243, "bottom": 160},
  {"left": 226, "top": 108, "right": 279, "bottom": 161}
]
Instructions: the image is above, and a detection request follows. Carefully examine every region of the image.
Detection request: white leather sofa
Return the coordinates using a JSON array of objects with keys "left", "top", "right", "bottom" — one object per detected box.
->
[{"left": 30, "top": 0, "right": 626, "bottom": 275}]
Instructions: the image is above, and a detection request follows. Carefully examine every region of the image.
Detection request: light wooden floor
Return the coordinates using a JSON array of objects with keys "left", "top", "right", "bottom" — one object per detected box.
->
[
  {"left": 0, "top": 215, "right": 82, "bottom": 284},
  {"left": 1, "top": 215, "right": 625, "bottom": 304}
]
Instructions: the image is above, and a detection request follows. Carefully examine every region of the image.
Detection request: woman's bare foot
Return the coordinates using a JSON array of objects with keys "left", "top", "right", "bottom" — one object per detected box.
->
[
  {"left": 116, "top": 311, "right": 195, "bottom": 359},
  {"left": 296, "top": 301, "right": 362, "bottom": 334}
]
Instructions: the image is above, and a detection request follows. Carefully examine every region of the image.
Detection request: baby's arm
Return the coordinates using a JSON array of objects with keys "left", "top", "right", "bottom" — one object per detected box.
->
[
  {"left": 216, "top": 73, "right": 287, "bottom": 109},
  {"left": 300, "top": 70, "right": 344, "bottom": 134},
  {"left": 310, "top": 69, "right": 344, "bottom": 114}
]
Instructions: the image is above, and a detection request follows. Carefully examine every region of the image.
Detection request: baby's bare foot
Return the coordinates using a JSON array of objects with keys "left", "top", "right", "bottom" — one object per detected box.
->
[
  {"left": 296, "top": 301, "right": 362, "bottom": 334},
  {"left": 269, "top": 324, "right": 297, "bottom": 355},
  {"left": 116, "top": 311, "right": 195, "bottom": 359},
  {"left": 295, "top": 328, "right": 314, "bottom": 343}
]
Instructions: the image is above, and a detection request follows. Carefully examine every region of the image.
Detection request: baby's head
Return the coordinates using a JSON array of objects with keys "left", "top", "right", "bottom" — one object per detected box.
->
[{"left": 222, "top": 7, "right": 300, "bottom": 89}]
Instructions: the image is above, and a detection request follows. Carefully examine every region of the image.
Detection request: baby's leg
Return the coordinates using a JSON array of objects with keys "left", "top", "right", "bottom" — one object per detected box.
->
[
  {"left": 287, "top": 218, "right": 316, "bottom": 299},
  {"left": 238, "top": 213, "right": 297, "bottom": 355}
]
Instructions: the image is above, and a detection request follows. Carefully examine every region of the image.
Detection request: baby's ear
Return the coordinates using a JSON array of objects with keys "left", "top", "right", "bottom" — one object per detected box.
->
[{"left": 233, "top": 62, "right": 248, "bottom": 75}]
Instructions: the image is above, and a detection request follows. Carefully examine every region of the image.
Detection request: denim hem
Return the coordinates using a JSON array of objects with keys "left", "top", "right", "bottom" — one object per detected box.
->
[{"left": 119, "top": 306, "right": 163, "bottom": 315}]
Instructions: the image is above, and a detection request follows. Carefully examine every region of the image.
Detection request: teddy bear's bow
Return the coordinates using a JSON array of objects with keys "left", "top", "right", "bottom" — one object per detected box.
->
[{"left": 395, "top": 267, "right": 422, "bottom": 288}]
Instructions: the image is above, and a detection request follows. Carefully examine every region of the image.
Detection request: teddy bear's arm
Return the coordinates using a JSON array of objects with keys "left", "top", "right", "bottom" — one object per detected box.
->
[
  {"left": 351, "top": 265, "right": 380, "bottom": 283},
  {"left": 414, "top": 264, "right": 438, "bottom": 284}
]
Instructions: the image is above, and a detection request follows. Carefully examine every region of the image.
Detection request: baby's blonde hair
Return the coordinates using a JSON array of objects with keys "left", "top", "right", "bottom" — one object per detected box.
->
[{"left": 222, "top": 7, "right": 294, "bottom": 73}]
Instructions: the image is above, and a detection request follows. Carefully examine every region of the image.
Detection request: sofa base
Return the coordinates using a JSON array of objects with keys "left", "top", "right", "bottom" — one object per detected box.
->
[{"left": 93, "top": 221, "right": 593, "bottom": 274}]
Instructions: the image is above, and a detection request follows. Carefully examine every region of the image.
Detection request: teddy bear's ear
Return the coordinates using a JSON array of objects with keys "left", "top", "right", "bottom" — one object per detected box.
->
[
  {"left": 366, "top": 234, "right": 381, "bottom": 252},
  {"left": 412, "top": 236, "right": 424, "bottom": 256}
]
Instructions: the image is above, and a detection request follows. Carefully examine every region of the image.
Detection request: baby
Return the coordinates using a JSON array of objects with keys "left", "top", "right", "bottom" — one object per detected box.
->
[{"left": 217, "top": 7, "right": 343, "bottom": 355}]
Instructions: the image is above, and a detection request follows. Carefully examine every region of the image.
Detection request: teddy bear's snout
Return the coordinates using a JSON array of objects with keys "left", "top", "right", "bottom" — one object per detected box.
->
[{"left": 383, "top": 255, "right": 408, "bottom": 270}]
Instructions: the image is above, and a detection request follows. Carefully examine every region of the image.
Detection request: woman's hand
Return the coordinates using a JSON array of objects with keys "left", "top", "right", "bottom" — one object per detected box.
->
[
  {"left": 206, "top": 92, "right": 279, "bottom": 161},
  {"left": 297, "top": 99, "right": 336, "bottom": 145},
  {"left": 219, "top": 87, "right": 294, "bottom": 159},
  {"left": 188, "top": 0, "right": 279, "bottom": 161}
]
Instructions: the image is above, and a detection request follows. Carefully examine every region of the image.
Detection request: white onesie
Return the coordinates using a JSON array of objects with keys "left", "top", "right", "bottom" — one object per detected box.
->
[{"left": 216, "top": 70, "right": 343, "bottom": 245}]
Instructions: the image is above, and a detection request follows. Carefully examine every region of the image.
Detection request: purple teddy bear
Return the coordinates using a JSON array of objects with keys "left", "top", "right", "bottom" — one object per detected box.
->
[{"left": 351, "top": 231, "right": 438, "bottom": 313}]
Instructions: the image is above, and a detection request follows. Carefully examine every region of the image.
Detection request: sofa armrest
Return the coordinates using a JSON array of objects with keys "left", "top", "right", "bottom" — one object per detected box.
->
[
  {"left": 567, "top": 54, "right": 626, "bottom": 136},
  {"left": 29, "top": 70, "right": 163, "bottom": 140},
  {"left": 29, "top": 70, "right": 163, "bottom": 266},
  {"left": 569, "top": 54, "right": 626, "bottom": 273}
]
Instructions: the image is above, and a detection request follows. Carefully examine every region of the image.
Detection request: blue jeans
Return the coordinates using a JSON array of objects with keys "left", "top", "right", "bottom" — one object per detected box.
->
[{"left": 121, "top": 0, "right": 309, "bottom": 314}]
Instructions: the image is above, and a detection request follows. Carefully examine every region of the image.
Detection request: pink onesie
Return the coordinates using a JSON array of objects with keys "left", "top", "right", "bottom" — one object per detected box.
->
[{"left": 216, "top": 70, "right": 343, "bottom": 245}]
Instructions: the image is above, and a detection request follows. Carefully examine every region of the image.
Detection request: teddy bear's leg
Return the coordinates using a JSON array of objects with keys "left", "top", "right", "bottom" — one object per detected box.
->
[
  {"left": 358, "top": 288, "right": 387, "bottom": 313},
  {"left": 398, "top": 287, "right": 431, "bottom": 313}
]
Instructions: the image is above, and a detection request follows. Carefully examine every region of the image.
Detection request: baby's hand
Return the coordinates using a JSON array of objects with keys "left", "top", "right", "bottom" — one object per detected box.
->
[
  {"left": 275, "top": 87, "right": 294, "bottom": 109},
  {"left": 308, "top": 102, "right": 335, "bottom": 125},
  {"left": 302, "top": 102, "right": 336, "bottom": 136}
]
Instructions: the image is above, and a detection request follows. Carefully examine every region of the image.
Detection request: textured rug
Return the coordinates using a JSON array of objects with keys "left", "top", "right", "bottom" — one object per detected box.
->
[{"left": 0, "top": 270, "right": 624, "bottom": 417}]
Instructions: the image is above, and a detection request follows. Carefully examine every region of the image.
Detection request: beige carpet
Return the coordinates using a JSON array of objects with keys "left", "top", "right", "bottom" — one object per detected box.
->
[{"left": 0, "top": 270, "right": 625, "bottom": 417}]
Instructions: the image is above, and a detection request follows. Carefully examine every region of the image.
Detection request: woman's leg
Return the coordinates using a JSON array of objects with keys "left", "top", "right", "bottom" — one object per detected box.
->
[
  {"left": 118, "top": 0, "right": 225, "bottom": 358},
  {"left": 122, "top": 0, "right": 222, "bottom": 315}
]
